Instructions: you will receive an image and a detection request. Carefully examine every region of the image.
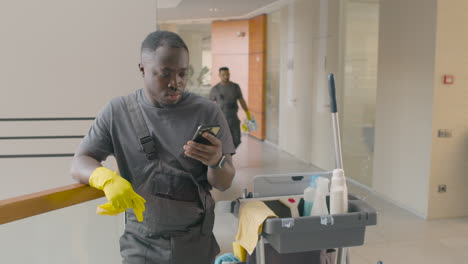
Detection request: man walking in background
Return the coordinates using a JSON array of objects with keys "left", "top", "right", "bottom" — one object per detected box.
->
[{"left": 209, "top": 67, "right": 251, "bottom": 149}]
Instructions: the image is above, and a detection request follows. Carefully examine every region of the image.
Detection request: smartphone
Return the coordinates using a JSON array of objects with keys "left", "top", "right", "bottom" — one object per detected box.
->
[{"left": 192, "top": 125, "right": 221, "bottom": 145}]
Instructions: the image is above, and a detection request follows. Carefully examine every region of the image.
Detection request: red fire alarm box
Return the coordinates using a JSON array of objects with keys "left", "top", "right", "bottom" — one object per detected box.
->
[{"left": 443, "top": 75, "right": 454, "bottom": 85}]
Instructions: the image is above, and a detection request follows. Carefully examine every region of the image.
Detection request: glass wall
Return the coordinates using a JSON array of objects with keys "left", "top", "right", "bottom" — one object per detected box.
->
[
  {"left": 265, "top": 10, "right": 281, "bottom": 145},
  {"left": 264, "top": 0, "right": 340, "bottom": 170},
  {"left": 159, "top": 23, "right": 213, "bottom": 97},
  {"left": 340, "top": 0, "right": 380, "bottom": 186}
]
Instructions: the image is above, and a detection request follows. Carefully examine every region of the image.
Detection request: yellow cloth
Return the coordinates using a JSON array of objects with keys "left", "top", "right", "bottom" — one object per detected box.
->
[
  {"left": 232, "top": 241, "right": 247, "bottom": 261},
  {"left": 241, "top": 123, "right": 248, "bottom": 132},
  {"left": 235, "top": 201, "right": 278, "bottom": 255}
]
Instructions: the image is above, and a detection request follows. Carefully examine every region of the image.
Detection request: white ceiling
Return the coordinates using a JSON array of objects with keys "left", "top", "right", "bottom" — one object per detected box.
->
[{"left": 157, "top": 0, "right": 280, "bottom": 22}]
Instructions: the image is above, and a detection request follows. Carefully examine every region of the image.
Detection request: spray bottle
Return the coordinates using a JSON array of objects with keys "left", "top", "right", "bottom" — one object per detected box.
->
[
  {"left": 303, "top": 176, "right": 318, "bottom": 216},
  {"left": 330, "top": 168, "right": 348, "bottom": 214},
  {"left": 310, "top": 177, "right": 330, "bottom": 216}
]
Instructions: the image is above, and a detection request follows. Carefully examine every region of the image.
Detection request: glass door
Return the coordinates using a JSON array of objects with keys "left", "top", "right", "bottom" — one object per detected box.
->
[{"left": 341, "top": 0, "right": 380, "bottom": 186}]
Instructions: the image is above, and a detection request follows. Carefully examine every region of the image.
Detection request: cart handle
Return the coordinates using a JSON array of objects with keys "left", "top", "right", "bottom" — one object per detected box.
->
[{"left": 328, "top": 73, "right": 338, "bottom": 113}]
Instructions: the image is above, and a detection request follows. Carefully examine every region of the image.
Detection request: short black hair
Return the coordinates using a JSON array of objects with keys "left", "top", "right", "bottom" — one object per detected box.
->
[
  {"left": 141, "top": 31, "right": 189, "bottom": 54},
  {"left": 219, "top": 67, "right": 230, "bottom": 72}
]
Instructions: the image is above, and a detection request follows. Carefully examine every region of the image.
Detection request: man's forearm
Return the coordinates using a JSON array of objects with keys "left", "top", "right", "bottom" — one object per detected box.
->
[
  {"left": 239, "top": 98, "right": 249, "bottom": 112},
  {"left": 70, "top": 155, "right": 102, "bottom": 185},
  {"left": 207, "top": 158, "right": 235, "bottom": 191}
]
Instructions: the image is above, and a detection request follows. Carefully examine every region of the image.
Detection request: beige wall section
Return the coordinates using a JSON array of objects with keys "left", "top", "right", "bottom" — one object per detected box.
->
[
  {"left": 276, "top": 0, "right": 339, "bottom": 170},
  {"left": 373, "top": 0, "right": 437, "bottom": 218},
  {"left": 428, "top": 0, "right": 468, "bottom": 219}
]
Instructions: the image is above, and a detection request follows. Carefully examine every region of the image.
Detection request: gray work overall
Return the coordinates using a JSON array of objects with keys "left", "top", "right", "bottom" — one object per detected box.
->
[
  {"left": 120, "top": 95, "right": 219, "bottom": 264},
  {"left": 219, "top": 103, "right": 241, "bottom": 149}
]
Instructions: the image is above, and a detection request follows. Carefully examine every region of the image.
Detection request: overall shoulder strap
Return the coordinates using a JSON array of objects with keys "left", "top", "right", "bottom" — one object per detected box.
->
[
  {"left": 123, "top": 93, "right": 157, "bottom": 160},
  {"left": 123, "top": 93, "right": 210, "bottom": 202}
]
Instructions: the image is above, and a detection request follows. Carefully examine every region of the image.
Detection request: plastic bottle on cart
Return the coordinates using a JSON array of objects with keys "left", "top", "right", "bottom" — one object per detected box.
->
[
  {"left": 330, "top": 168, "right": 348, "bottom": 214},
  {"left": 310, "top": 177, "right": 330, "bottom": 216},
  {"left": 303, "top": 176, "right": 318, "bottom": 216}
]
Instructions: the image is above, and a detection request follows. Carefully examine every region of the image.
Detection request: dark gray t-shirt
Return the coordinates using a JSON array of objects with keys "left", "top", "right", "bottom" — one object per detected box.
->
[
  {"left": 80, "top": 89, "right": 235, "bottom": 199},
  {"left": 209, "top": 82, "right": 243, "bottom": 118}
]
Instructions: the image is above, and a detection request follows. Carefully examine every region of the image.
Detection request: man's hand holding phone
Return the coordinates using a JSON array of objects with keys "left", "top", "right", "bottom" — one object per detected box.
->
[
  {"left": 185, "top": 125, "right": 234, "bottom": 191},
  {"left": 184, "top": 131, "right": 223, "bottom": 167}
]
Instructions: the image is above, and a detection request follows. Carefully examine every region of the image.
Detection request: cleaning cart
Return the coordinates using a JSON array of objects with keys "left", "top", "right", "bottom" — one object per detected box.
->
[
  {"left": 237, "top": 172, "right": 377, "bottom": 264},
  {"left": 217, "top": 74, "right": 377, "bottom": 264}
]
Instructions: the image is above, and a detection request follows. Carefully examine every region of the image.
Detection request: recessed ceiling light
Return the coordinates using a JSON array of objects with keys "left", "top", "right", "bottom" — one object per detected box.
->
[{"left": 209, "top": 8, "right": 220, "bottom": 12}]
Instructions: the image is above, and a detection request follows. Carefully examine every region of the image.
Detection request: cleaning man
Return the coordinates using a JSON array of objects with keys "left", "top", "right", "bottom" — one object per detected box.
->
[
  {"left": 71, "top": 31, "right": 236, "bottom": 264},
  {"left": 209, "top": 67, "right": 251, "bottom": 149}
]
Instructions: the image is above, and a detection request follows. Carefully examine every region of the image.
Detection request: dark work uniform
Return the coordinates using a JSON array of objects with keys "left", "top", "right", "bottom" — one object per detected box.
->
[
  {"left": 79, "top": 89, "right": 235, "bottom": 264},
  {"left": 209, "top": 82, "right": 244, "bottom": 149}
]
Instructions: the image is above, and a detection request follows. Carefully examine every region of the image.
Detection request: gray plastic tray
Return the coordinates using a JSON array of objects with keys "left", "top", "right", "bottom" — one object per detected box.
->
[
  {"left": 261, "top": 199, "right": 376, "bottom": 254},
  {"left": 250, "top": 172, "right": 377, "bottom": 254}
]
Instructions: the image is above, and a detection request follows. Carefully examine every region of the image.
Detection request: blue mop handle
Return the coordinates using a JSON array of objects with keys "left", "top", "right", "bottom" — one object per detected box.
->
[
  {"left": 328, "top": 73, "right": 343, "bottom": 169},
  {"left": 328, "top": 73, "right": 338, "bottom": 113}
]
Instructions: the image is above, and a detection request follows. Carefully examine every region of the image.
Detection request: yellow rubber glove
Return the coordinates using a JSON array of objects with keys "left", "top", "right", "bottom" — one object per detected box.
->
[
  {"left": 245, "top": 110, "right": 252, "bottom": 120},
  {"left": 89, "top": 167, "right": 146, "bottom": 222}
]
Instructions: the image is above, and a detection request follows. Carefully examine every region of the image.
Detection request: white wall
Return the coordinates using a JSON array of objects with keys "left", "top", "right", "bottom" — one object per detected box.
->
[
  {"left": 276, "top": 0, "right": 340, "bottom": 171},
  {"left": 373, "top": 0, "right": 437, "bottom": 217},
  {"left": 0, "top": 0, "right": 156, "bottom": 117},
  {"left": 0, "top": 0, "right": 156, "bottom": 263},
  {"left": 428, "top": 0, "right": 468, "bottom": 219},
  {"left": 0, "top": 0, "right": 156, "bottom": 196}
]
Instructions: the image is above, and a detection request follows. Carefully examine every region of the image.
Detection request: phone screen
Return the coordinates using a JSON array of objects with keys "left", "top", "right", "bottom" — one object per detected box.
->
[{"left": 192, "top": 125, "right": 221, "bottom": 145}]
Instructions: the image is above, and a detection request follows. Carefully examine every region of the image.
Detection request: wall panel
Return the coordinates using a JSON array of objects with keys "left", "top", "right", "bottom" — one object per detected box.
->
[{"left": 248, "top": 15, "right": 267, "bottom": 139}]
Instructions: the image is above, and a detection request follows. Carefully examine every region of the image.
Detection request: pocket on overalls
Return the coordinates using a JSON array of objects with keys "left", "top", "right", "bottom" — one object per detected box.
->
[
  {"left": 200, "top": 191, "right": 216, "bottom": 235},
  {"left": 140, "top": 192, "right": 204, "bottom": 235},
  {"left": 120, "top": 221, "right": 172, "bottom": 264},
  {"left": 170, "top": 228, "right": 219, "bottom": 264}
]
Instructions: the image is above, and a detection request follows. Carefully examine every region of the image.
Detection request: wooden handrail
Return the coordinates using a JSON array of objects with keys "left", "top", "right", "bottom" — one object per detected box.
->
[{"left": 0, "top": 184, "right": 104, "bottom": 225}]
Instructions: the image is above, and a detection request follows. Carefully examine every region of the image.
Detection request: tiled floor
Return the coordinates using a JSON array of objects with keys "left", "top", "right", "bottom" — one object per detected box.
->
[{"left": 212, "top": 136, "right": 468, "bottom": 264}]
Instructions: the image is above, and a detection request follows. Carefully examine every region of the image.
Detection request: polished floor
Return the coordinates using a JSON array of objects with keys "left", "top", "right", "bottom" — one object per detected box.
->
[{"left": 212, "top": 136, "right": 468, "bottom": 264}]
